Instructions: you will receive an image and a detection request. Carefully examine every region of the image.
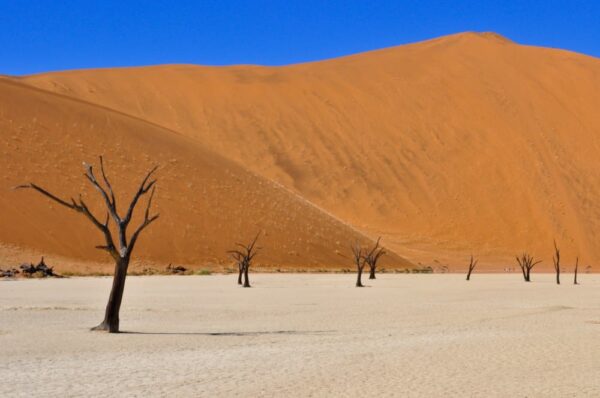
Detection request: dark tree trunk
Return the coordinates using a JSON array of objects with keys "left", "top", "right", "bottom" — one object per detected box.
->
[
  {"left": 525, "top": 268, "right": 531, "bottom": 282},
  {"left": 574, "top": 258, "right": 579, "bottom": 285},
  {"left": 238, "top": 266, "right": 243, "bottom": 285},
  {"left": 356, "top": 268, "right": 364, "bottom": 287},
  {"left": 553, "top": 241, "right": 560, "bottom": 285},
  {"left": 92, "top": 258, "right": 128, "bottom": 333},
  {"left": 369, "top": 266, "right": 376, "bottom": 279},
  {"left": 243, "top": 265, "right": 251, "bottom": 288},
  {"left": 466, "top": 255, "right": 477, "bottom": 281}
]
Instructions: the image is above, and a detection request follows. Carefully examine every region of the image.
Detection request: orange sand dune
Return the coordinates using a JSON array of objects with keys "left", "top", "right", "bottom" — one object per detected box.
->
[
  {"left": 4, "top": 31, "right": 600, "bottom": 271},
  {"left": 0, "top": 78, "right": 409, "bottom": 273}
]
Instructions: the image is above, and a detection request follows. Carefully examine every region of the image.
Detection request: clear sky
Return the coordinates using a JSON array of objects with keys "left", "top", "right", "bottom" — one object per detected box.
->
[{"left": 1, "top": 1, "right": 599, "bottom": 75}]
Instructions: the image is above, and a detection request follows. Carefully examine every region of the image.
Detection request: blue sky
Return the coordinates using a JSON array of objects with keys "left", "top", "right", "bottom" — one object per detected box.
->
[{"left": 1, "top": 1, "right": 599, "bottom": 75}]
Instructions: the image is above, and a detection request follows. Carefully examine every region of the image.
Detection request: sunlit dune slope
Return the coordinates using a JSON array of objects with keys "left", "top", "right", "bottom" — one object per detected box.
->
[
  {"left": 0, "top": 78, "right": 411, "bottom": 272},
  {"left": 19, "top": 32, "right": 600, "bottom": 270}
]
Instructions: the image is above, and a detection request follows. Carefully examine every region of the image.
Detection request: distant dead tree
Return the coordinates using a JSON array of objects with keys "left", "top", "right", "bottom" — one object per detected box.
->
[
  {"left": 516, "top": 253, "right": 541, "bottom": 282},
  {"left": 466, "top": 255, "right": 477, "bottom": 281},
  {"left": 351, "top": 242, "right": 367, "bottom": 287},
  {"left": 16, "top": 157, "right": 159, "bottom": 333},
  {"left": 552, "top": 241, "right": 560, "bottom": 285},
  {"left": 352, "top": 240, "right": 382, "bottom": 286},
  {"left": 228, "top": 233, "right": 260, "bottom": 288},
  {"left": 365, "top": 237, "right": 385, "bottom": 280},
  {"left": 573, "top": 257, "right": 579, "bottom": 285}
]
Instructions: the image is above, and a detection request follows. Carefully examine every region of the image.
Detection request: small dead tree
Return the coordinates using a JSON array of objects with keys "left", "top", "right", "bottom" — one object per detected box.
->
[
  {"left": 228, "top": 233, "right": 260, "bottom": 288},
  {"left": 16, "top": 157, "right": 159, "bottom": 333},
  {"left": 552, "top": 240, "right": 560, "bottom": 285},
  {"left": 351, "top": 242, "right": 367, "bottom": 287},
  {"left": 516, "top": 253, "right": 541, "bottom": 282},
  {"left": 365, "top": 237, "right": 385, "bottom": 280},
  {"left": 574, "top": 257, "right": 579, "bottom": 285},
  {"left": 466, "top": 255, "right": 477, "bottom": 281}
]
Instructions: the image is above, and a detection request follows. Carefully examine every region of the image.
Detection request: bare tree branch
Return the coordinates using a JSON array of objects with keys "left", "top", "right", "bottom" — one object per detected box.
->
[
  {"left": 128, "top": 187, "right": 159, "bottom": 256},
  {"left": 122, "top": 165, "right": 158, "bottom": 226},
  {"left": 15, "top": 183, "right": 118, "bottom": 259},
  {"left": 15, "top": 183, "right": 79, "bottom": 210},
  {"left": 99, "top": 156, "right": 116, "bottom": 210}
]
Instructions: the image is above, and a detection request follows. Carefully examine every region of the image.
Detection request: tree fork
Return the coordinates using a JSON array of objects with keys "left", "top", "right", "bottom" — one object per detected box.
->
[{"left": 364, "top": 237, "right": 385, "bottom": 280}]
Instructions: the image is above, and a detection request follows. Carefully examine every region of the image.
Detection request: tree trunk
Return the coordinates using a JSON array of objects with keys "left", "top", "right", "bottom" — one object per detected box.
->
[
  {"left": 369, "top": 266, "right": 376, "bottom": 279},
  {"left": 243, "top": 265, "right": 251, "bottom": 288},
  {"left": 574, "top": 258, "right": 579, "bottom": 285},
  {"left": 466, "top": 269, "right": 472, "bottom": 281},
  {"left": 237, "top": 266, "right": 243, "bottom": 285},
  {"left": 556, "top": 267, "right": 560, "bottom": 285},
  {"left": 525, "top": 268, "right": 531, "bottom": 282},
  {"left": 92, "top": 258, "right": 128, "bottom": 333},
  {"left": 356, "top": 267, "right": 364, "bottom": 287}
]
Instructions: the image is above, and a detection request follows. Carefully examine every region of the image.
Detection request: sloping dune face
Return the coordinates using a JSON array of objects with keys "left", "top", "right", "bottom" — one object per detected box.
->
[
  {"left": 0, "top": 79, "right": 410, "bottom": 272},
  {"left": 20, "top": 32, "right": 600, "bottom": 270}
]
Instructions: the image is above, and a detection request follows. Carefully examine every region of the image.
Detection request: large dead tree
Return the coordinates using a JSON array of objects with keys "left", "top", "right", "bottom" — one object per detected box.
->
[
  {"left": 573, "top": 257, "right": 579, "bottom": 285},
  {"left": 516, "top": 253, "right": 541, "bottom": 282},
  {"left": 16, "top": 157, "right": 159, "bottom": 333},
  {"left": 365, "top": 237, "right": 385, "bottom": 280},
  {"left": 228, "top": 233, "right": 260, "bottom": 288},
  {"left": 466, "top": 255, "right": 477, "bottom": 281},
  {"left": 351, "top": 242, "right": 367, "bottom": 287},
  {"left": 552, "top": 241, "right": 561, "bottom": 285}
]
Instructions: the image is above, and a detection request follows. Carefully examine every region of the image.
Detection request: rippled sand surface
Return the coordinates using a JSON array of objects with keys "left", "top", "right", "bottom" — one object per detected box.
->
[{"left": 1, "top": 274, "right": 599, "bottom": 397}]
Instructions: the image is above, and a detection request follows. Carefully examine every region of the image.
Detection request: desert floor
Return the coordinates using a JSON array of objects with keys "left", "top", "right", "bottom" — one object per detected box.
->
[{"left": 1, "top": 273, "right": 599, "bottom": 397}]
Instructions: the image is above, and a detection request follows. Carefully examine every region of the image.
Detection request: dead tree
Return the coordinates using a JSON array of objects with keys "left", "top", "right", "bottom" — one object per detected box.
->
[
  {"left": 466, "top": 255, "right": 477, "bottom": 281},
  {"left": 16, "top": 157, "right": 159, "bottom": 333},
  {"left": 552, "top": 241, "right": 560, "bottom": 285},
  {"left": 230, "top": 251, "right": 245, "bottom": 285},
  {"left": 19, "top": 257, "right": 60, "bottom": 278},
  {"left": 365, "top": 237, "right": 385, "bottom": 280},
  {"left": 351, "top": 242, "right": 367, "bottom": 287},
  {"left": 228, "top": 233, "right": 260, "bottom": 288},
  {"left": 574, "top": 257, "right": 579, "bottom": 285},
  {"left": 516, "top": 253, "right": 541, "bottom": 282}
]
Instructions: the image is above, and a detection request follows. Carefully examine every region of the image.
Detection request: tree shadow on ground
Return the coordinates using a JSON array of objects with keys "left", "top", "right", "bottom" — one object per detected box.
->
[{"left": 119, "top": 330, "right": 336, "bottom": 336}]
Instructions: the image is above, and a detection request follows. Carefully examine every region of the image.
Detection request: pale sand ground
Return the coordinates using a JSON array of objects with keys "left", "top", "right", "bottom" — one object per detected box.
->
[{"left": 1, "top": 274, "right": 599, "bottom": 397}]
